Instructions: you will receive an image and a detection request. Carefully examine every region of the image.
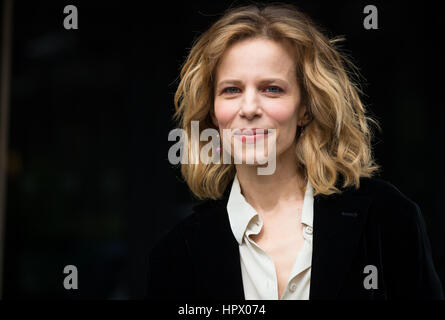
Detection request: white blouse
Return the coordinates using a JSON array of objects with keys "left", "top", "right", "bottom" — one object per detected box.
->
[{"left": 226, "top": 174, "right": 314, "bottom": 300}]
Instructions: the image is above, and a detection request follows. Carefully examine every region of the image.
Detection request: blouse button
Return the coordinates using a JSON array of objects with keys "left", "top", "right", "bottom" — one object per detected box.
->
[
  {"left": 289, "top": 283, "right": 297, "bottom": 292},
  {"left": 305, "top": 226, "right": 313, "bottom": 235}
]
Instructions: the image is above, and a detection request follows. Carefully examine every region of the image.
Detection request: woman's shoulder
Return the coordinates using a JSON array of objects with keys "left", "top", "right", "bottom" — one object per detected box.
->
[
  {"left": 353, "top": 176, "right": 420, "bottom": 210},
  {"left": 149, "top": 198, "right": 229, "bottom": 255},
  {"left": 357, "top": 178, "right": 443, "bottom": 299},
  {"left": 354, "top": 176, "right": 423, "bottom": 231}
]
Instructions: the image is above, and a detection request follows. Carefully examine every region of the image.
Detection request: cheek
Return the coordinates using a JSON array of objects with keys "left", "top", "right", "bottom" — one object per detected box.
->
[
  {"left": 264, "top": 100, "right": 298, "bottom": 127},
  {"left": 213, "top": 99, "right": 236, "bottom": 126}
]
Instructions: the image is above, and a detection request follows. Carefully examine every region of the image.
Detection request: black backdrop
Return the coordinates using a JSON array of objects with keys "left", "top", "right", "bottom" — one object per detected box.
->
[{"left": 2, "top": 0, "right": 444, "bottom": 299}]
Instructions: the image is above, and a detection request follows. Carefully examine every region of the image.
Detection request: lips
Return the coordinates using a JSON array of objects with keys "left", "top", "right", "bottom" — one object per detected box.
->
[{"left": 232, "top": 128, "right": 270, "bottom": 144}]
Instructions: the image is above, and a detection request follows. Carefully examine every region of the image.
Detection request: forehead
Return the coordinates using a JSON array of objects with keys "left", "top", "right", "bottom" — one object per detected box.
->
[{"left": 215, "top": 37, "right": 297, "bottom": 81}]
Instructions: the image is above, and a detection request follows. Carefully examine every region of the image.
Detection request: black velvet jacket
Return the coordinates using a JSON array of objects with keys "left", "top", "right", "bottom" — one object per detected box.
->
[{"left": 146, "top": 177, "right": 444, "bottom": 300}]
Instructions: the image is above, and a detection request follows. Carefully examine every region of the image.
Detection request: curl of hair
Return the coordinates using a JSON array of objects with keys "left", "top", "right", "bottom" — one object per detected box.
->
[{"left": 173, "top": 3, "right": 381, "bottom": 200}]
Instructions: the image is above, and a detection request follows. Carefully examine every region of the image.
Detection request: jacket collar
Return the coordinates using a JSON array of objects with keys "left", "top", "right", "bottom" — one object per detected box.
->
[
  {"left": 190, "top": 177, "right": 373, "bottom": 300},
  {"left": 309, "top": 186, "right": 372, "bottom": 299}
]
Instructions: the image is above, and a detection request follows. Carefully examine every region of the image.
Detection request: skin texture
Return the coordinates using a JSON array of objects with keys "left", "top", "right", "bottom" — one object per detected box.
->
[{"left": 212, "top": 37, "right": 311, "bottom": 299}]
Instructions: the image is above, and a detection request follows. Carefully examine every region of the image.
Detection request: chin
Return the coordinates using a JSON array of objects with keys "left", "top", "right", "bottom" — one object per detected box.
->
[{"left": 232, "top": 151, "right": 271, "bottom": 165}]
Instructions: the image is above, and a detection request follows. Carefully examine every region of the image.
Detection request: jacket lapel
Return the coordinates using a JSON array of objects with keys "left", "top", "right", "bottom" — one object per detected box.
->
[
  {"left": 190, "top": 181, "right": 373, "bottom": 300},
  {"left": 309, "top": 190, "right": 373, "bottom": 299},
  {"left": 189, "top": 198, "right": 246, "bottom": 300}
]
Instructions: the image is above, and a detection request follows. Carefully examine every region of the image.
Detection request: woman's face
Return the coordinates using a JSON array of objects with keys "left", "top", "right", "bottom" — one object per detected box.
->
[{"left": 213, "top": 37, "right": 307, "bottom": 166}]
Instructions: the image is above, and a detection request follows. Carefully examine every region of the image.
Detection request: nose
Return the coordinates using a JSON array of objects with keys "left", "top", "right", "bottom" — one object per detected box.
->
[{"left": 239, "top": 87, "right": 262, "bottom": 120}]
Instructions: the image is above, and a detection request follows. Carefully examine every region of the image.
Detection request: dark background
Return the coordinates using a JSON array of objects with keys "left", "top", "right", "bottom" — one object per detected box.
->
[{"left": 1, "top": 0, "right": 443, "bottom": 299}]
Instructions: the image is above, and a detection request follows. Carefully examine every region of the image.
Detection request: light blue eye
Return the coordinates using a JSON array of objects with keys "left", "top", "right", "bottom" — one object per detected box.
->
[
  {"left": 266, "top": 86, "right": 282, "bottom": 93},
  {"left": 223, "top": 87, "right": 240, "bottom": 94}
]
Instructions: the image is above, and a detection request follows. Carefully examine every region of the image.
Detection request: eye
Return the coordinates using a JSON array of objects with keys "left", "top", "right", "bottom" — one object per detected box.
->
[
  {"left": 222, "top": 87, "right": 241, "bottom": 94},
  {"left": 265, "top": 86, "right": 283, "bottom": 93}
]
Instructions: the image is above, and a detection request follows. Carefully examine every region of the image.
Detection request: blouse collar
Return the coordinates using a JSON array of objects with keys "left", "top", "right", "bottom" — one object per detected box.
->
[{"left": 227, "top": 173, "right": 314, "bottom": 245}]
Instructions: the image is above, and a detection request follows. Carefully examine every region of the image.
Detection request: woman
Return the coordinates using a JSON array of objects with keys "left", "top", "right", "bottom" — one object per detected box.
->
[{"left": 146, "top": 4, "right": 443, "bottom": 300}]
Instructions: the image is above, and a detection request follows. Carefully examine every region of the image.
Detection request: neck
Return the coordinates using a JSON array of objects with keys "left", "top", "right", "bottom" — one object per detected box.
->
[{"left": 234, "top": 145, "right": 306, "bottom": 215}]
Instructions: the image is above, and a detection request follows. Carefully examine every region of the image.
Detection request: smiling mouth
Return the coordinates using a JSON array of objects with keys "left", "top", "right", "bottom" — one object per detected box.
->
[{"left": 232, "top": 129, "right": 271, "bottom": 143}]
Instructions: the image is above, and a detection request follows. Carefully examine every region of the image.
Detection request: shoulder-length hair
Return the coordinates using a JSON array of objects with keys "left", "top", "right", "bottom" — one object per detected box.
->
[{"left": 173, "top": 3, "right": 381, "bottom": 200}]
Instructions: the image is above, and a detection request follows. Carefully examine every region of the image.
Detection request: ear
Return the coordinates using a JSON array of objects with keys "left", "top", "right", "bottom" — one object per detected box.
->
[{"left": 297, "top": 104, "right": 311, "bottom": 126}]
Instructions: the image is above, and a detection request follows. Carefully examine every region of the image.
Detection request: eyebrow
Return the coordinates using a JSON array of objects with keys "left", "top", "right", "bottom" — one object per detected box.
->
[
  {"left": 216, "top": 79, "right": 242, "bottom": 89},
  {"left": 216, "top": 78, "right": 288, "bottom": 89}
]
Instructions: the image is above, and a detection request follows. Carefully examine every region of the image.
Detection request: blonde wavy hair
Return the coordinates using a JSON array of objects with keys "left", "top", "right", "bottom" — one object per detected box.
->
[{"left": 173, "top": 3, "right": 381, "bottom": 200}]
